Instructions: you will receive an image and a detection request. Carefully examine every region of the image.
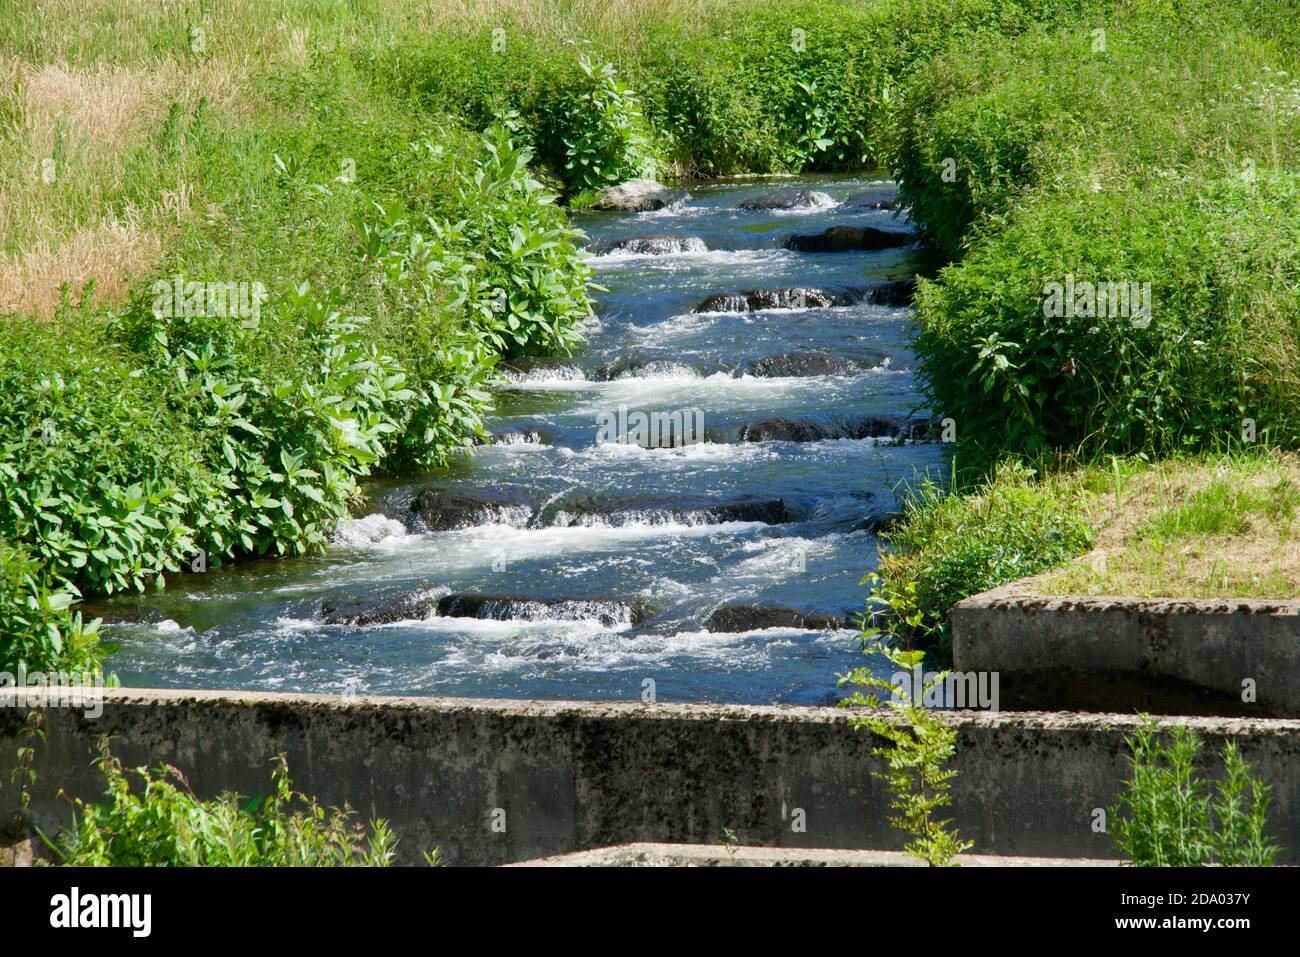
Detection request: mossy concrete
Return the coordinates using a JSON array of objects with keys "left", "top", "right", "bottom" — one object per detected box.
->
[
  {"left": 3, "top": 688, "right": 1299, "bottom": 865},
  {"left": 509, "top": 843, "right": 1117, "bottom": 867},
  {"left": 952, "top": 580, "right": 1300, "bottom": 716}
]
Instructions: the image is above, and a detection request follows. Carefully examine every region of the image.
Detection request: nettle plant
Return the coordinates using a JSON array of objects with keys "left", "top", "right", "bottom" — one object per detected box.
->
[
  {"left": 560, "top": 58, "right": 658, "bottom": 194},
  {"left": 781, "top": 77, "right": 835, "bottom": 170},
  {"left": 0, "top": 317, "right": 214, "bottom": 594},
  {"left": 111, "top": 281, "right": 411, "bottom": 564},
  {"left": 359, "top": 123, "right": 591, "bottom": 470},
  {"left": 0, "top": 540, "right": 110, "bottom": 676}
]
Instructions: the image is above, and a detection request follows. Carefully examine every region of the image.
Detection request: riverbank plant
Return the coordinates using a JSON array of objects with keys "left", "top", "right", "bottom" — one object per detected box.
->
[
  {"left": 899, "top": 14, "right": 1300, "bottom": 472},
  {"left": 0, "top": 540, "right": 109, "bottom": 677},
  {"left": 864, "top": 462, "right": 1093, "bottom": 663},
  {"left": 49, "top": 747, "right": 398, "bottom": 866},
  {"left": 1109, "top": 718, "right": 1278, "bottom": 866}
]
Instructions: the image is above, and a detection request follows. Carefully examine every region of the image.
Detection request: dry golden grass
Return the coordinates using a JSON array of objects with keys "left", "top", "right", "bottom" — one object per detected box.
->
[
  {"left": 0, "top": 49, "right": 245, "bottom": 317},
  {"left": 1041, "top": 451, "right": 1300, "bottom": 599},
  {"left": 0, "top": 216, "right": 161, "bottom": 318}
]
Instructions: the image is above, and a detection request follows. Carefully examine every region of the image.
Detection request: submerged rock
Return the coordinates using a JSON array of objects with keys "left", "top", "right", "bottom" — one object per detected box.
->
[
  {"left": 704, "top": 605, "right": 847, "bottom": 632},
  {"left": 854, "top": 511, "right": 903, "bottom": 535},
  {"left": 783, "top": 225, "right": 912, "bottom": 253},
  {"left": 844, "top": 185, "right": 900, "bottom": 209},
  {"left": 738, "top": 188, "right": 835, "bottom": 210},
  {"left": 747, "top": 350, "right": 856, "bottom": 377},
  {"left": 435, "top": 594, "right": 649, "bottom": 627},
  {"left": 590, "top": 234, "right": 707, "bottom": 255},
  {"left": 860, "top": 277, "right": 917, "bottom": 307},
  {"left": 595, "top": 356, "right": 699, "bottom": 380},
  {"left": 737, "top": 413, "right": 935, "bottom": 443},
  {"left": 543, "top": 495, "right": 793, "bottom": 528},
  {"left": 406, "top": 487, "right": 535, "bottom": 532},
  {"left": 591, "top": 179, "right": 671, "bottom": 212},
  {"left": 693, "top": 288, "right": 852, "bottom": 312},
  {"left": 320, "top": 592, "right": 434, "bottom": 626}
]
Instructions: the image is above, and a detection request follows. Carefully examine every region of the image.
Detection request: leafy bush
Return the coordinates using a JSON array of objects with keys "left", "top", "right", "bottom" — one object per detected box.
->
[
  {"left": 0, "top": 541, "right": 108, "bottom": 676},
  {"left": 915, "top": 175, "right": 1300, "bottom": 472},
  {"left": 359, "top": 123, "right": 591, "bottom": 470},
  {"left": 558, "top": 59, "right": 658, "bottom": 194},
  {"left": 53, "top": 747, "right": 397, "bottom": 866},
  {"left": 866, "top": 464, "right": 1093, "bottom": 662},
  {"left": 0, "top": 313, "right": 217, "bottom": 594},
  {"left": 109, "top": 283, "right": 413, "bottom": 563},
  {"left": 1110, "top": 719, "right": 1278, "bottom": 866}
]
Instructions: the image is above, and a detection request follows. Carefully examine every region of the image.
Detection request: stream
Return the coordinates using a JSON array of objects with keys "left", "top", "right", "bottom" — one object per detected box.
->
[{"left": 102, "top": 173, "right": 944, "bottom": 705}]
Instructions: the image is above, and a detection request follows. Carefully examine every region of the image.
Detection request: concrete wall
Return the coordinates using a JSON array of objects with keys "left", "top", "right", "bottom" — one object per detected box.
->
[
  {"left": 3, "top": 688, "right": 1299, "bottom": 865},
  {"left": 952, "top": 581, "right": 1300, "bottom": 716}
]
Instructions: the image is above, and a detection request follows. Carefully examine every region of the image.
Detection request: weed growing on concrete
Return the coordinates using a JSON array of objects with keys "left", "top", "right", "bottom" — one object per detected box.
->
[
  {"left": 839, "top": 642, "right": 972, "bottom": 866},
  {"left": 48, "top": 745, "right": 398, "bottom": 866},
  {"left": 1110, "top": 718, "right": 1278, "bottom": 866}
]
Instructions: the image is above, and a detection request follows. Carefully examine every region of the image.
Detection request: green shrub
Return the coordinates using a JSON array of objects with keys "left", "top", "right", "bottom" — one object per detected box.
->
[
  {"left": 558, "top": 59, "right": 658, "bottom": 194},
  {"left": 1110, "top": 718, "right": 1278, "bottom": 866},
  {"left": 0, "top": 540, "right": 108, "bottom": 677},
  {"left": 0, "top": 312, "right": 217, "bottom": 594},
  {"left": 360, "top": 123, "right": 591, "bottom": 470},
  {"left": 53, "top": 747, "right": 397, "bottom": 866},
  {"left": 109, "top": 283, "right": 413, "bottom": 562},
  {"left": 866, "top": 464, "right": 1093, "bottom": 663},
  {"left": 915, "top": 175, "right": 1300, "bottom": 472}
]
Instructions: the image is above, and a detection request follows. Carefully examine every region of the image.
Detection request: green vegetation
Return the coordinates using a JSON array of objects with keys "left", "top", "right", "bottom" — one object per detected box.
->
[
  {"left": 839, "top": 642, "right": 972, "bottom": 866},
  {"left": 900, "top": 11, "right": 1300, "bottom": 471},
  {"left": 560, "top": 59, "right": 659, "bottom": 197},
  {"left": 865, "top": 463, "right": 1093, "bottom": 662},
  {"left": 0, "top": 540, "right": 109, "bottom": 677},
  {"left": 1110, "top": 718, "right": 1278, "bottom": 866},
  {"left": 50, "top": 746, "right": 398, "bottom": 867}
]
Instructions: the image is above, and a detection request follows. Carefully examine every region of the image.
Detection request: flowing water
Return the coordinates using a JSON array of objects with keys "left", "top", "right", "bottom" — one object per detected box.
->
[{"left": 102, "top": 174, "right": 944, "bottom": 705}]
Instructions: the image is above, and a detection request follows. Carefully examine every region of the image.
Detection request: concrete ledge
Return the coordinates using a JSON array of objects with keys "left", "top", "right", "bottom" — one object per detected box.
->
[
  {"left": 508, "top": 843, "right": 1118, "bottom": 867},
  {"left": 951, "top": 580, "right": 1300, "bottom": 716},
  {"left": 3, "top": 688, "right": 1299, "bottom": 865}
]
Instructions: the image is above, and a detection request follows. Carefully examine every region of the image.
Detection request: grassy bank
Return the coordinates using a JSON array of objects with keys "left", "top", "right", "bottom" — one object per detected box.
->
[{"left": 865, "top": 0, "right": 1299, "bottom": 656}]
